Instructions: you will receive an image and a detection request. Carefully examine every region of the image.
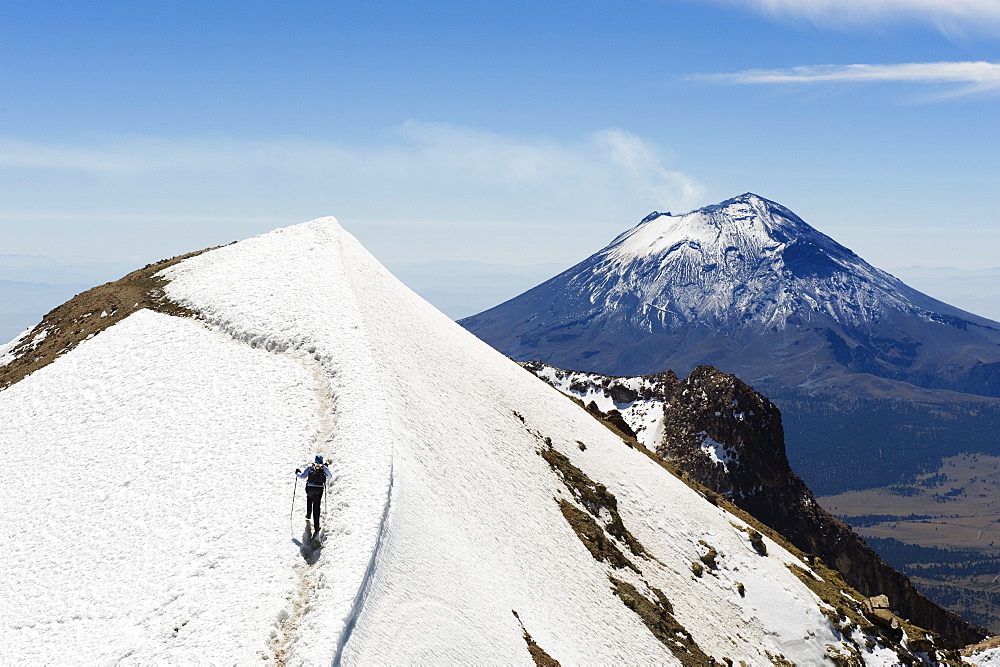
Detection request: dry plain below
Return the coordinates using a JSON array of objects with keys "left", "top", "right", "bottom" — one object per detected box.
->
[{"left": 820, "top": 453, "right": 1000, "bottom": 633}]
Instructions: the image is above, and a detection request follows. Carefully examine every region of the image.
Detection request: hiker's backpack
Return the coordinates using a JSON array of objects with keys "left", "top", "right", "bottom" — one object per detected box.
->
[{"left": 307, "top": 465, "right": 326, "bottom": 486}]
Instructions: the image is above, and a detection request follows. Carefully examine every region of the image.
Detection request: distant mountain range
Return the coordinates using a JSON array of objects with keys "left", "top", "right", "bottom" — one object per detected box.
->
[{"left": 0, "top": 255, "right": 136, "bottom": 343}]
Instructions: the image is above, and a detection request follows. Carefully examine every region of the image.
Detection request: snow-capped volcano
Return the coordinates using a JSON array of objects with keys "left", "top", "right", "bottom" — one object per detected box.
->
[
  {"left": 597, "top": 193, "right": 922, "bottom": 329},
  {"left": 0, "top": 218, "right": 973, "bottom": 663},
  {"left": 461, "top": 193, "right": 1000, "bottom": 397}
]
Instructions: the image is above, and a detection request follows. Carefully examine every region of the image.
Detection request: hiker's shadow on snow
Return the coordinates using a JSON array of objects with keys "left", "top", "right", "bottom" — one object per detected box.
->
[{"left": 292, "top": 524, "right": 322, "bottom": 565}]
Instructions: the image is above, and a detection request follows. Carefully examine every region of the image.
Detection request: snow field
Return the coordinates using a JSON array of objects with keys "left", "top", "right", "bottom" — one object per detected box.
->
[
  {"left": 534, "top": 367, "right": 667, "bottom": 448},
  {"left": 972, "top": 647, "right": 1000, "bottom": 665},
  {"left": 336, "top": 230, "right": 674, "bottom": 662},
  {"left": 0, "top": 310, "right": 319, "bottom": 662}
]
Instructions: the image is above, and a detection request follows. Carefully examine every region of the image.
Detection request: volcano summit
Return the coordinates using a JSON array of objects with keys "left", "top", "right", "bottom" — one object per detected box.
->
[{"left": 461, "top": 193, "right": 1000, "bottom": 399}]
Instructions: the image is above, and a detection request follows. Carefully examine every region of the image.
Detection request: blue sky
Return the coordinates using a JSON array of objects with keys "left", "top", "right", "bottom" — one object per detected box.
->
[{"left": 1, "top": 0, "right": 998, "bottom": 323}]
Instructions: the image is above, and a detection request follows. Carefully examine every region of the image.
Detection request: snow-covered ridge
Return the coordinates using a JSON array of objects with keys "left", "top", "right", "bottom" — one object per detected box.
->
[
  {"left": 1, "top": 217, "right": 967, "bottom": 663},
  {"left": 159, "top": 219, "right": 395, "bottom": 662}
]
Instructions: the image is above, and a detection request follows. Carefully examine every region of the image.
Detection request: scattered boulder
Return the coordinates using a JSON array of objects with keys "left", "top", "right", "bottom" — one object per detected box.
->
[{"left": 863, "top": 594, "right": 903, "bottom": 641}]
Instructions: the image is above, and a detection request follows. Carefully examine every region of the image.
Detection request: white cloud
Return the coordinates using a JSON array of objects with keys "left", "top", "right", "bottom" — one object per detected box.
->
[
  {"left": 693, "top": 61, "right": 1000, "bottom": 96},
  {"left": 0, "top": 123, "right": 704, "bottom": 219},
  {"left": 592, "top": 129, "right": 703, "bottom": 209},
  {"left": 713, "top": 0, "right": 1000, "bottom": 34},
  {"left": 0, "top": 136, "right": 350, "bottom": 174},
  {"left": 0, "top": 125, "right": 709, "bottom": 267}
]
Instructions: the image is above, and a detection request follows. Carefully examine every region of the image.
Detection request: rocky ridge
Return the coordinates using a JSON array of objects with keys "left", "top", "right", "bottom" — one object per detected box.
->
[
  {"left": 0, "top": 250, "right": 211, "bottom": 390},
  {"left": 523, "top": 360, "right": 988, "bottom": 649}
]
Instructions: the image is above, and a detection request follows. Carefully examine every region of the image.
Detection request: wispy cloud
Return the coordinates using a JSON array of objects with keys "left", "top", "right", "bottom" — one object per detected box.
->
[
  {"left": 0, "top": 122, "right": 704, "bottom": 223},
  {"left": 592, "top": 129, "right": 704, "bottom": 211},
  {"left": 712, "top": 0, "right": 1000, "bottom": 35},
  {"left": 692, "top": 61, "right": 1000, "bottom": 97}
]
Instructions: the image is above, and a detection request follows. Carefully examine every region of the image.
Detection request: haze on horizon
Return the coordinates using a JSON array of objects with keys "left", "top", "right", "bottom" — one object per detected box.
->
[{"left": 1, "top": 0, "right": 997, "bottom": 340}]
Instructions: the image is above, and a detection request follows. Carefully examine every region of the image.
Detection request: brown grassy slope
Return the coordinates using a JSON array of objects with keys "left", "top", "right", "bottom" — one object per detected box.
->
[{"left": 0, "top": 249, "right": 213, "bottom": 391}]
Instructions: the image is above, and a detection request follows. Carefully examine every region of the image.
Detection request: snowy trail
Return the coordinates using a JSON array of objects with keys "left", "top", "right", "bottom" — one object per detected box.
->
[
  {"left": 270, "top": 355, "right": 341, "bottom": 661},
  {"left": 161, "top": 220, "right": 396, "bottom": 663}
]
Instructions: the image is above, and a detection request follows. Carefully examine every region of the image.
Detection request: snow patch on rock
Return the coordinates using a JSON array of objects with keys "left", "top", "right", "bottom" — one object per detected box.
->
[{"left": 699, "top": 432, "right": 733, "bottom": 472}]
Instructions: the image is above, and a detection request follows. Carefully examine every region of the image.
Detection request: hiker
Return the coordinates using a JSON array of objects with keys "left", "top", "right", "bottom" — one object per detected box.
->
[{"left": 296, "top": 455, "right": 332, "bottom": 535}]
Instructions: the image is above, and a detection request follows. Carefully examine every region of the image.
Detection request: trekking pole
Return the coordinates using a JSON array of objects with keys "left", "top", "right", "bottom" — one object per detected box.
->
[{"left": 290, "top": 475, "right": 299, "bottom": 537}]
